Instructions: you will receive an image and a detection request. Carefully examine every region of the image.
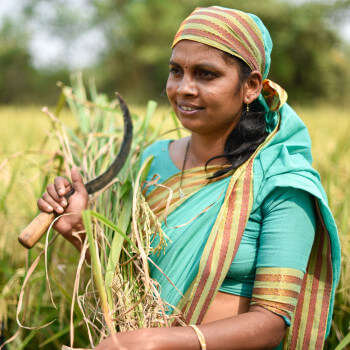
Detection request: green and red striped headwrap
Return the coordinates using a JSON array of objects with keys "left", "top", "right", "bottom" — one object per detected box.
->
[{"left": 172, "top": 6, "right": 287, "bottom": 113}]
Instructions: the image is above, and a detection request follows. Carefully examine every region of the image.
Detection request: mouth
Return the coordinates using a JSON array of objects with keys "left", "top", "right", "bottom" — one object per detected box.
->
[{"left": 177, "top": 103, "right": 204, "bottom": 113}]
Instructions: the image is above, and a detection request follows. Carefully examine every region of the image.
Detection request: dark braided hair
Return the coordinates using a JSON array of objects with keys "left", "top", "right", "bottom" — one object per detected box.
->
[{"left": 206, "top": 53, "right": 268, "bottom": 179}]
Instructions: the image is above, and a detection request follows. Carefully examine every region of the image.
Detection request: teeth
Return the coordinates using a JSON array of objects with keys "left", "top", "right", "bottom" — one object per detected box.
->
[{"left": 181, "top": 106, "right": 197, "bottom": 111}]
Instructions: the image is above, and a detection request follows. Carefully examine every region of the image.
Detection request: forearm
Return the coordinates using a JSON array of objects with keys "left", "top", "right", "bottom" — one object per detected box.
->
[
  {"left": 198, "top": 307, "right": 286, "bottom": 350},
  {"left": 97, "top": 307, "right": 286, "bottom": 350},
  {"left": 160, "top": 309, "right": 284, "bottom": 350}
]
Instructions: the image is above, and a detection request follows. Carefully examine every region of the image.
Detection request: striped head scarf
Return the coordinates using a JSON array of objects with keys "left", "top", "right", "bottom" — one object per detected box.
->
[{"left": 172, "top": 6, "right": 287, "bottom": 113}]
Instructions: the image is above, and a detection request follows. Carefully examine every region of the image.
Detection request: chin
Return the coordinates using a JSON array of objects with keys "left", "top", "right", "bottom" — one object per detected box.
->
[{"left": 178, "top": 120, "right": 204, "bottom": 133}]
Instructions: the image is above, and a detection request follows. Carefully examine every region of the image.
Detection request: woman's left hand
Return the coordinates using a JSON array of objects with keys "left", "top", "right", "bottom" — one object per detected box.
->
[
  {"left": 94, "top": 330, "right": 150, "bottom": 350},
  {"left": 93, "top": 306, "right": 286, "bottom": 350},
  {"left": 94, "top": 327, "right": 199, "bottom": 350}
]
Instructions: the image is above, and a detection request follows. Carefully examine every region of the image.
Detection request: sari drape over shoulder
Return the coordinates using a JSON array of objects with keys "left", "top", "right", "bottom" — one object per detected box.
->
[{"left": 144, "top": 103, "right": 341, "bottom": 349}]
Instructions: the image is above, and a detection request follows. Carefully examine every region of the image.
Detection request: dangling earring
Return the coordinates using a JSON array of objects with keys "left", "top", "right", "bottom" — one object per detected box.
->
[{"left": 246, "top": 100, "right": 250, "bottom": 112}]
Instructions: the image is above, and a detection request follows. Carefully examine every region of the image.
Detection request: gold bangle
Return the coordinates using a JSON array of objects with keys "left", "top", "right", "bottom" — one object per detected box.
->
[{"left": 189, "top": 324, "right": 207, "bottom": 350}]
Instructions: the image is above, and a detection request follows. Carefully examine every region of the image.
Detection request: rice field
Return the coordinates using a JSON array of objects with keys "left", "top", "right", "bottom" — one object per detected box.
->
[{"left": 0, "top": 96, "right": 349, "bottom": 349}]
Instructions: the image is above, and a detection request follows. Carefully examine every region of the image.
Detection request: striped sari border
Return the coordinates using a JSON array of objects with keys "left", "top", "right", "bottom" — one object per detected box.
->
[
  {"left": 188, "top": 157, "right": 254, "bottom": 324},
  {"left": 315, "top": 234, "right": 332, "bottom": 349},
  {"left": 251, "top": 298, "right": 296, "bottom": 313},
  {"left": 146, "top": 166, "right": 231, "bottom": 221},
  {"left": 196, "top": 183, "right": 240, "bottom": 322},
  {"left": 302, "top": 229, "right": 324, "bottom": 348},
  {"left": 255, "top": 274, "right": 303, "bottom": 285},
  {"left": 253, "top": 288, "right": 300, "bottom": 299},
  {"left": 286, "top": 199, "right": 334, "bottom": 349},
  {"left": 251, "top": 267, "right": 304, "bottom": 323},
  {"left": 184, "top": 185, "right": 236, "bottom": 322},
  {"left": 179, "top": 120, "right": 280, "bottom": 325},
  {"left": 185, "top": 233, "right": 219, "bottom": 322},
  {"left": 289, "top": 235, "right": 318, "bottom": 348}
]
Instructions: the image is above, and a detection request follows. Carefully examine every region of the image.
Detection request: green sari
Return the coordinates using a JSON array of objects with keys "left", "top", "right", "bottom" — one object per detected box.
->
[{"left": 144, "top": 102, "right": 340, "bottom": 349}]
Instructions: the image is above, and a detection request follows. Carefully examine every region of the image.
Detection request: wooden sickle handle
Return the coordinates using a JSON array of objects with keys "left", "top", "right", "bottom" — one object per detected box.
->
[{"left": 18, "top": 212, "right": 57, "bottom": 249}]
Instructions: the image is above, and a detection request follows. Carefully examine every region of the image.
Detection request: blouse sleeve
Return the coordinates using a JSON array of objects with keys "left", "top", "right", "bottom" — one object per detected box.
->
[{"left": 250, "top": 187, "right": 317, "bottom": 326}]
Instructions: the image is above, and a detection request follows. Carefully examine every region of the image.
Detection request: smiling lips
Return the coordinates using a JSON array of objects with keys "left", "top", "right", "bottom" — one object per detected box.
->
[{"left": 178, "top": 103, "right": 204, "bottom": 113}]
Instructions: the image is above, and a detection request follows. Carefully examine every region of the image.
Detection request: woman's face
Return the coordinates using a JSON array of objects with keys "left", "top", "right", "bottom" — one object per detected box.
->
[{"left": 166, "top": 40, "right": 247, "bottom": 139}]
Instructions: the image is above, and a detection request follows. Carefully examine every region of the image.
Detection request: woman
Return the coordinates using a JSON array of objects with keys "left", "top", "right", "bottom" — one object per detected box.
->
[{"left": 37, "top": 6, "right": 340, "bottom": 350}]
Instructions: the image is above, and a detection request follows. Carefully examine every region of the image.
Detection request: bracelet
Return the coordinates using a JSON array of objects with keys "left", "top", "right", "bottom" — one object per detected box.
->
[{"left": 189, "top": 324, "right": 207, "bottom": 350}]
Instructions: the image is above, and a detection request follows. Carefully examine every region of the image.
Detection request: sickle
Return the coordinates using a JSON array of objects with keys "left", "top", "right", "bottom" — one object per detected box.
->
[{"left": 18, "top": 94, "right": 133, "bottom": 249}]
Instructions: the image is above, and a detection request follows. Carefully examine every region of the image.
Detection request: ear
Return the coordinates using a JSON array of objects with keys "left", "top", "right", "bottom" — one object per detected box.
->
[{"left": 244, "top": 70, "right": 263, "bottom": 105}]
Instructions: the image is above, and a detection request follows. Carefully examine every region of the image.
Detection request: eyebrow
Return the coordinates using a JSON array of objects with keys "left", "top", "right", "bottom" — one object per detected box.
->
[{"left": 168, "top": 60, "right": 221, "bottom": 71}]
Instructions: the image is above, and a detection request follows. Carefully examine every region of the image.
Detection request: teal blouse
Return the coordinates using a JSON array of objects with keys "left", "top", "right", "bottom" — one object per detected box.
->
[{"left": 142, "top": 139, "right": 316, "bottom": 298}]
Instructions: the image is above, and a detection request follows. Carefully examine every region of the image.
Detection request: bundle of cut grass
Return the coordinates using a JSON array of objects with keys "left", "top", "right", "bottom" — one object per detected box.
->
[{"left": 16, "top": 74, "right": 184, "bottom": 349}]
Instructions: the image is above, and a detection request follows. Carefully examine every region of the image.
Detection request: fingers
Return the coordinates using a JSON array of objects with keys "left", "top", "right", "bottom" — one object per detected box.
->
[
  {"left": 37, "top": 168, "right": 87, "bottom": 215},
  {"left": 37, "top": 176, "right": 71, "bottom": 214},
  {"left": 37, "top": 194, "right": 64, "bottom": 214},
  {"left": 47, "top": 183, "right": 68, "bottom": 209},
  {"left": 47, "top": 183, "right": 64, "bottom": 203},
  {"left": 54, "top": 176, "right": 72, "bottom": 196},
  {"left": 37, "top": 197, "right": 54, "bottom": 213},
  {"left": 71, "top": 166, "right": 87, "bottom": 194},
  {"left": 39, "top": 191, "right": 65, "bottom": 214}
]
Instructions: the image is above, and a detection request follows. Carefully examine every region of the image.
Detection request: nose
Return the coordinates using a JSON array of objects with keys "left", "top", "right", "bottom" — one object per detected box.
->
[{"left": 177, "top": 73, "right": 197, "bottom": 96}]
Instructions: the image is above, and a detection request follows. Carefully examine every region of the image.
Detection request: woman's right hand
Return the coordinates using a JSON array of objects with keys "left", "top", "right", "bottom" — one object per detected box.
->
[{"left": 37, "top": 166, "right": 88, "bottom": 250}]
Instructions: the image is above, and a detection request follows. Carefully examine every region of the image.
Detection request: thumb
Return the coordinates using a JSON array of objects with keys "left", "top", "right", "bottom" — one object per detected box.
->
[{"left": 70, "top": 166, "right": 86, "bottom": 193}]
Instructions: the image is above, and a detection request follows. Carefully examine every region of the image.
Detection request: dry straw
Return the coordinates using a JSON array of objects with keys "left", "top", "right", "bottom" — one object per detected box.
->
[{"left": 15, "top": 74, "right": 183, "bottom": 349}]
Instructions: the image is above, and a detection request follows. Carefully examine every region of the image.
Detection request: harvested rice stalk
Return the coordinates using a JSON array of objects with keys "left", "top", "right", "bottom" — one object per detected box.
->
[{"left": 17, "top": 74, "right": 182, "bottom": 349}]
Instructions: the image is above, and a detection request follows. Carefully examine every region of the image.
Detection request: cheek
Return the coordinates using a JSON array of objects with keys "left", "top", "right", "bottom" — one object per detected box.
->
[
  {"left": 225, "top": 85, "right": 244, "bottom": 107},
  {"left": 166, "top": 79, "right": 176, "bottom": 102},
  {"left": 208, "top": 80, "right": 242, "bottom": 102},
  {"left": 206, "top": 89, "right": 240, "bottom": 110}
]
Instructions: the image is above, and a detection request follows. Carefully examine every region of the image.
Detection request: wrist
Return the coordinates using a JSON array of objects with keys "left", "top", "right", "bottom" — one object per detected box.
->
[
  {"left": 145, "top": 326, "right": 201, "bottom": 350},
  {"left": 189, "top": 325, "right": 206, "bottom": 350},
  {"left": 62, "top": 223, "right": 86, "bottom": 251}
]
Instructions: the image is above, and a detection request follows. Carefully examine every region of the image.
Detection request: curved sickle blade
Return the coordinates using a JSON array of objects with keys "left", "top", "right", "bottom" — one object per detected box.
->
[
  {"left": 85, "top": 93, "right": 133, "bottom": 194},
  {"left": 18, "top": 93, "right": 133, "bottom": 249}
]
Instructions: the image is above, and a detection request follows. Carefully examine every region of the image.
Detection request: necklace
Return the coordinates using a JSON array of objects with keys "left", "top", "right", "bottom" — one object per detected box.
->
[{"left": 179, "top": 138, "right": 191, "bottom": 199}]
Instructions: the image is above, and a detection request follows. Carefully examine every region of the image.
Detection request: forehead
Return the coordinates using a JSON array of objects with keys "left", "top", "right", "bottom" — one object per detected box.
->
[{"left": 170, "top": 40, "right": 231, "bottom": 67}]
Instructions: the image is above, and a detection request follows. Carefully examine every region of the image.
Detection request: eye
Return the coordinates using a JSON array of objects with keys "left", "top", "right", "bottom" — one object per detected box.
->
[
  {"left": 198, "top": 69, "right": 218, "bottom": 79},
  {"left": 169, "top": 66, "right": 182, "bottom": 76}
]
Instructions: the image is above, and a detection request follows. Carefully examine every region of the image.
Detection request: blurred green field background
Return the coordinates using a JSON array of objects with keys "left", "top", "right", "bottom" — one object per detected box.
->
[
  {"left": 0, "top": 103, "right": 349, "bottom": 349},
  {"left": 1, "top": 0, "right": 350, "bottom": 348}
]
